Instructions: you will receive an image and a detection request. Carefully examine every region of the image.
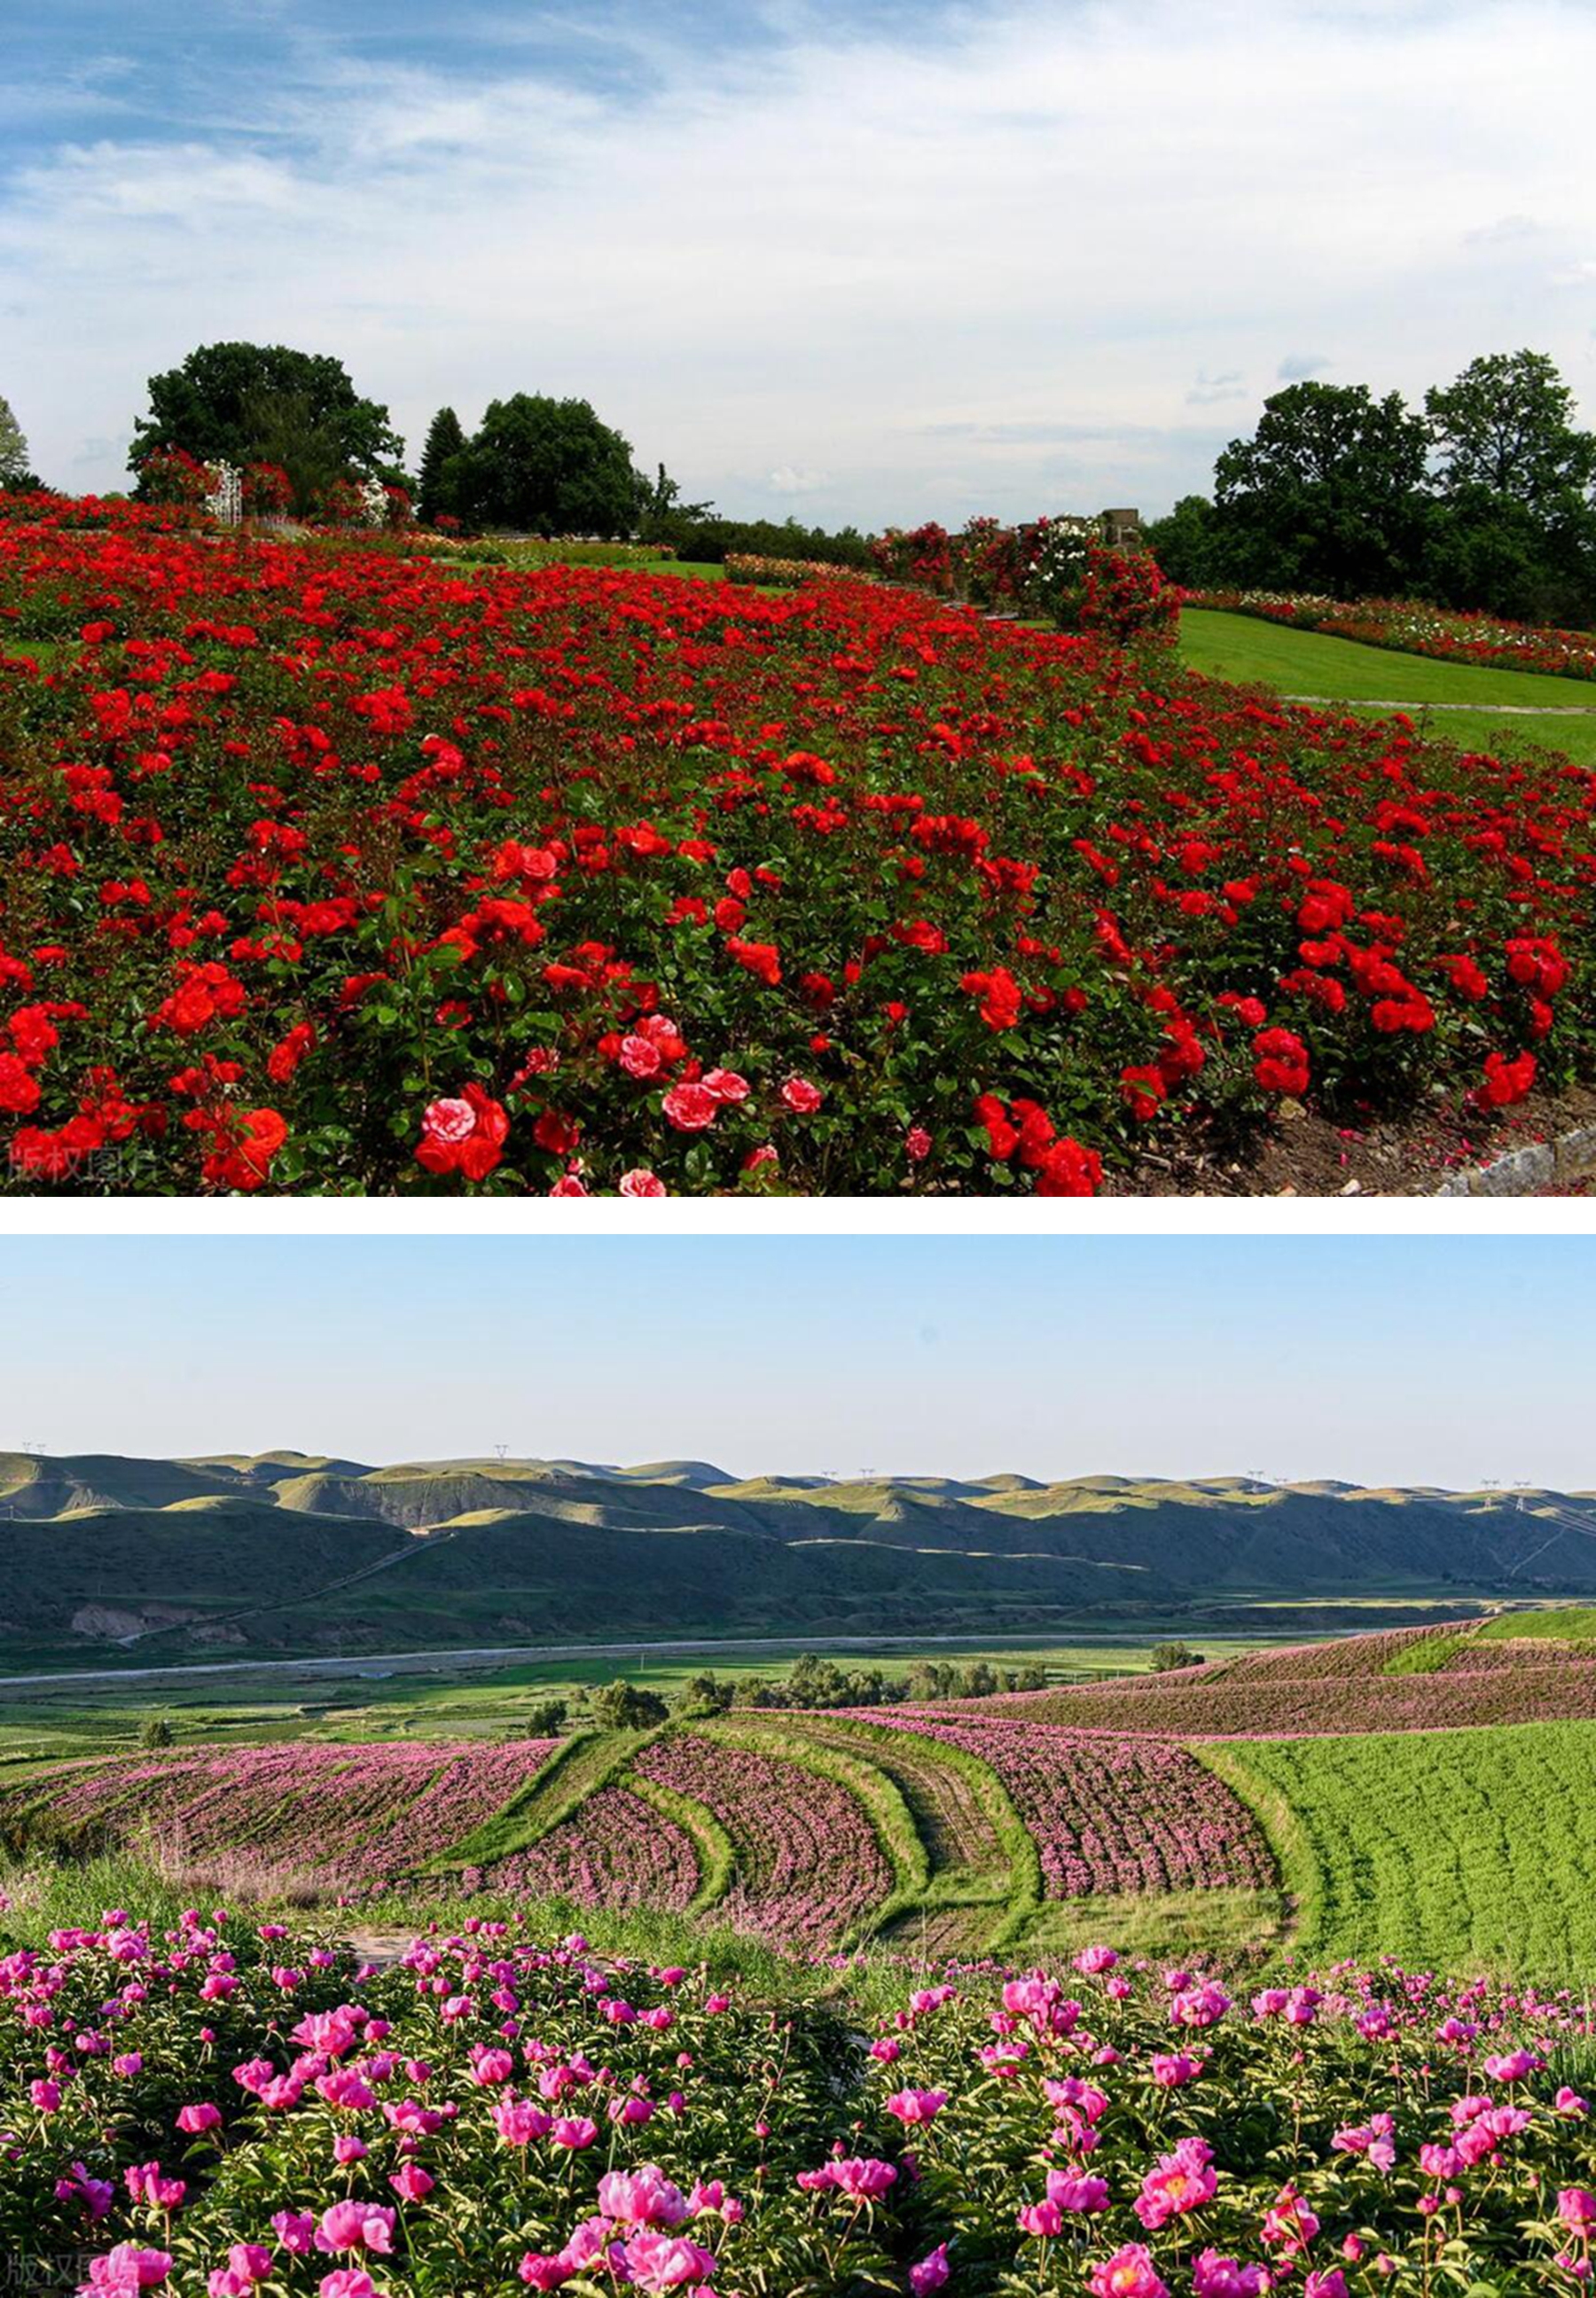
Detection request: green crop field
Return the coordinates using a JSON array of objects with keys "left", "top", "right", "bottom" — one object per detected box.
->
[
  {"left": 1179, "top": 608, "right": 1596, "bottom": 767},
  {"left": 1209, "top": 1718, "right": 1596, "bottom": 1981}
]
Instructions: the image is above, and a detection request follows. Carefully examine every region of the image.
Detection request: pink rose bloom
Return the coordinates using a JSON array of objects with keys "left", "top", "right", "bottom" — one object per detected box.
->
[
  {"left": 662, "top": 1081, "right": 718, "bottom": 1131},
  {"left": 1561, "top": 2191, "right": 1596, "bottom": 2232},
  {"left": 619, "top": 1035, "right": 662, "bottom": 1078},
  {"left": 780, "top": 1074, "right": 823, "bottom": 1114},
  {"left": 1193, "top": 2253, "right": 1270, "bottom": 2298},
  {"left": 619, "top": 1168, "right": 667, "bottom": 1197},
  {"left": 419, "top": 1095, "right": 473, "bottom": 1145},
  {"left": 1018, "top": 2202, "right": 1062, "bottom": 2239},
  {"left": 704, "top": 1068, "right": 750, "bottom": 1103},
  {"left": 493, "top": 2095, "right": 552, "bottom": 2145},
  {"left": 1134, "top": 2138, "right": 1216, "bottom": 2231},
  {"left": 388, "top": 2163, "right": 434, "bottom": 2203},
  {"left": 1047, "top": 2172, "right": 1110, "bottom": 2213},
  {"left": 518, "top": 2260, "right": 572, "bottom": 2293},
  {"left": 549, "top": 2114, "right": 598, "bottom": 2150},
  {"left": 885, "top": 2087, "right": 948, "bottom": 2125},
  {"left": 319, "top": 2276, "right": 385, "bottom": 2298},
  {"left": 548, "top": 1172, "right": 589, "bottom": 1196},
  {"left": 621, "top": 2229, "right": 718, "bottom": 2293},
  {"left": 271, "top": 2213, "right": 317, "bottom": 2255},
  {"left": 176, "top": 2102, "right": 222, "bottom": 2134},
  {"left": 905, "top": 1125, "right": 932, "bottom": 1161}
]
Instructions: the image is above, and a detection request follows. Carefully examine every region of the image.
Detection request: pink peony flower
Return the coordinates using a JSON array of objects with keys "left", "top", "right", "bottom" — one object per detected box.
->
[
  {"left": 1089, "top": 2244, "right": 1168, "bottom": 2298},
  {"left": 314, "top": 2202, "right": 396, "bottom": 2256}
]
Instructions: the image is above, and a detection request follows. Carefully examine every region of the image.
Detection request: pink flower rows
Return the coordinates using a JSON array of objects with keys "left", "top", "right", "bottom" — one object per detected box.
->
[
  {"left": 484, "top": 1787, "right": 700, "bottom": 1913},
  {"left": 860, "top": 1714, "right": 1274, "bottom": 1897},
  {"left": 632, "top": 1734, "right": 889, "bottom": 1950},
  {"left": 1014, "top": 1630, "right": 1596, "bottom": 1739},
  {"left": 4, "top": 1741, "right": 558, "bottom": 1882}
]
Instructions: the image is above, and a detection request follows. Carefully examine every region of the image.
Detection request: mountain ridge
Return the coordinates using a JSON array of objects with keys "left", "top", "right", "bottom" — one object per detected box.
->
[{"left": 2, "top": 1453, "right": 1592, "bottom": 1661}]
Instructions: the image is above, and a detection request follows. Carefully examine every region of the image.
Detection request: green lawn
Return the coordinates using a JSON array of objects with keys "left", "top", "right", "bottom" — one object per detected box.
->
[
  {"left": 1179, "top": 608, "right": 1596, "bottom": 767},
  {"left": 1207, "top": 1720, "right": 1596, "bottom": 1981},
  {"left": 1478, "top": 1606, "right": 1596, "bottom": 1643}
]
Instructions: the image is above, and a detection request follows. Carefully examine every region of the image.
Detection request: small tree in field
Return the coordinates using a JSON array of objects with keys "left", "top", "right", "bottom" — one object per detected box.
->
[
  {"left": 418, "top": 407, "right": 466, "bottom": 524},
  {"left": 524, "top": 1698, "right": 567, "bottom": 1737},
  {"left": 591, "top": 1678, "right": 669, "bottom": 1731},
  {"left": 0, "top": 395, "right": 30, "bottom": 489},
  {"left": 1150, "top": 1641, "right": 1205, "bottom": 1674},
  {"left": 138, "top": 1715, "right": 174, "bottom": 1748}
]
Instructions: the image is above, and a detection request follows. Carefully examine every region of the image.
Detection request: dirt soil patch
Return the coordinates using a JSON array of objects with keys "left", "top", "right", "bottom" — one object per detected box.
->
[{"left": 1104, "top": 1081, "right": 1596, "bottom": 1197}]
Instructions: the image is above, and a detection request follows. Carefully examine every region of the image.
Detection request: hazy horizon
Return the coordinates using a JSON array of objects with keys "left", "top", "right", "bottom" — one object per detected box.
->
[{"left": 1, "top": 1235, "right": 1588, "bottom": 1490}]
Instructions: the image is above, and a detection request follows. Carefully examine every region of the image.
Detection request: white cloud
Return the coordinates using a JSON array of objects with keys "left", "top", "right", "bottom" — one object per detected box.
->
[
  {"left": 2, "top": 0, "right": 1593, "bottom": 518},
  {"left": 766, "top": 465, "right": 833, "bottom": 494}
]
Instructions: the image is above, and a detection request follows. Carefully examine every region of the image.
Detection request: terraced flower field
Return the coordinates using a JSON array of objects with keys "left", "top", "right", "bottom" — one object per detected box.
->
[
  {"left": 0, "top": 1739, "right": 559, "bottom": 1885},
  {"left": 10, "top": 1620, "right": 1596, "bottom": 1978},
  {"left": 1020, "top": 1619, "right": 1596, "bottom": 1735}
]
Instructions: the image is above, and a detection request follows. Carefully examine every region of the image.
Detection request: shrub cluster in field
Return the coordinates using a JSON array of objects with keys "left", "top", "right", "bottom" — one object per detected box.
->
[
  {"left": 1187, "top": 590, "right": 1596, "bottom": 682},
  {"left": 2, "top": 504, "right": 1592, "bottom": 1195},
  {"left": 7, "top": 1904, "right": 1596, "bottom": 2295},
  {"left": 871, "top": 518, "right": 1177, "bottom": 643}
]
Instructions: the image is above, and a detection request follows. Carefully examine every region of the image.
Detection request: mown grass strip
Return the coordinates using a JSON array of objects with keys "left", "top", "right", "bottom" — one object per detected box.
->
[{"left": 625, "top": 1771, "right": 736, "bottom": 1918}]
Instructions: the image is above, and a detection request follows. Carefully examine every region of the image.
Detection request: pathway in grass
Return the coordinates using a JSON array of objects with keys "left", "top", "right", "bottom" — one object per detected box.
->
[
  {"left": 1207, "top": 1718, "right": 1596, "bottom": 1980},
  {"left": 1179, "top": 609, "right": 1596, "bottom": 767}
]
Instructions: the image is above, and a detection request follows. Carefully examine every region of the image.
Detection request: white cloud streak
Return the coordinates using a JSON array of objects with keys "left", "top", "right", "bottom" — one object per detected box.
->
[{"left": 2, "top": 0, "right": 1592, "bottom": 520}]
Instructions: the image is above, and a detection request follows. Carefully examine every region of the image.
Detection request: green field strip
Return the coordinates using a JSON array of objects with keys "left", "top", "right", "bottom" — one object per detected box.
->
[
  {"left": 1478, "top": 1606, "right": 1596, "bottom": 1644},
  {"left": 1206, "top": 1720, "right": 1596, "bottom": 1981},
  {"left": 704, "top": 1718, "right": 931, "bottom": 1945},
  {"left": 1013, "top": 1886, "right": 1285, "bottom": 1966},
  {"left": 440, "top": 1730, "right": 654, "bottom": 1870},
  {"left": 623, "top": 1771, "right": 736, "bottom": 1918}
]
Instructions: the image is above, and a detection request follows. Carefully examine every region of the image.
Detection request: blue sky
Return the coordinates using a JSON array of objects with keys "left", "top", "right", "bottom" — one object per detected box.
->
[
  {"left": 0, "top": 1236, "right": 1588, "bottom": 1489},
  {"left": 4, "top": 0, "right": 1592, "bottom": 516}
]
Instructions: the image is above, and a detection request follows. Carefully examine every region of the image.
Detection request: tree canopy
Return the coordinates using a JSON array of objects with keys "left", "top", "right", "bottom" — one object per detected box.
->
[
  {"left": 129, "top": 343, "right": 403, "bottom": 502},
  {"left": 1213, "top": 381, "right": 1431, "bottom": 598},
  {"left": 1156, "top": 352, "right": 1596, "bottom": 623},
  {"left": 451, "top": 394, "right": 640, "bottom": 536}
]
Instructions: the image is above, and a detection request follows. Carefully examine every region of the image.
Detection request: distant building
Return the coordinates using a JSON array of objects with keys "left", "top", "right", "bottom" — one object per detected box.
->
[{"left": 1100, "top": 508, "right": 1144, "bottom": 548}]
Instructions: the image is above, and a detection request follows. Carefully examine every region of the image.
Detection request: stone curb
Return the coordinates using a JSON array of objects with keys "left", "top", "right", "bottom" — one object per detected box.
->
[{"left": 1431, "top": 1122, "right": 1596, "bottom": 1197}]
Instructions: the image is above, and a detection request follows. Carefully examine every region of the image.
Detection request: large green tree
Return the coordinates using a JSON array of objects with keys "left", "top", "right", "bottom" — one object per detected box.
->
[
  {"left": 1426, "top": 350, "right": 1596, "bottom": 509},
  {"left": 1212, "top": 381, "right": 1431, "bottom": 596},
  {"left": 1422, "top": 351, "right": 1596, "bottom": 624},
  {"left": 453, "top": 395, "right": 639, "bottom": 536},
  {"left": 129, "top": 343, "right": 403, "bottom": 501},
  {"left": 417, "top": 406, "right": 466, "bottom": 524}
]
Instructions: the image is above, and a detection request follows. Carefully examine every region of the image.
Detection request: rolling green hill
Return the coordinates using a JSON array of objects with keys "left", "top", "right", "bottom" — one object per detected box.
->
[{"left": 2, "top": 1454, "right": 1593, "bottom": 1663}]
